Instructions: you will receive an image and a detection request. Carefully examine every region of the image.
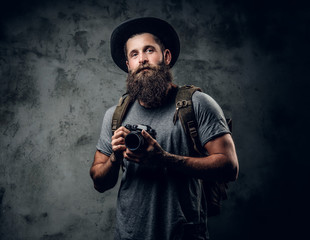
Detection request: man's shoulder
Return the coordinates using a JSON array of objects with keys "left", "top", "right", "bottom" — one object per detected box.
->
[
  {"left": 191, "top": 90, "right": 224, "bottom": 115},
  {"left": 102, "top": 105, "right": 118, "bottom": 121},
  {"left": 192, "top": 90, "right": 217, "bottom": 105},
  {"left": 106, "top": 104, "right": 118, "bottom": 114}
]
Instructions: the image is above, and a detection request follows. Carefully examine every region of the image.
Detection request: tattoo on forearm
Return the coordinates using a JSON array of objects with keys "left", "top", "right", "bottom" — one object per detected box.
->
[{"left": 164, "top": 152, "right": 186, "bottom": 166}]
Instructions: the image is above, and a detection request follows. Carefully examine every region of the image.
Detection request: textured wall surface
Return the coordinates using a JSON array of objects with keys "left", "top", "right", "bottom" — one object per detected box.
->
[{"left": 0, "top": 0, "right": 309, "bottom": 239}]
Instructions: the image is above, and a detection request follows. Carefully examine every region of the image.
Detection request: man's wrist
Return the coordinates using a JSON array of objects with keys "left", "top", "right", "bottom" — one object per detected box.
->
[
  {"left": 110, "top": 152, "right": 122, "bottom": 164},
  {"left": 162, "top": 151, "right": 186, "bottom": 166}
]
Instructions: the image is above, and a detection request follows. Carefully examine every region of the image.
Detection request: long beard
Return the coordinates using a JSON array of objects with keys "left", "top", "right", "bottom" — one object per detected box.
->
[{"left": 126, "top": 62, "right": 173, "bottom": 108}]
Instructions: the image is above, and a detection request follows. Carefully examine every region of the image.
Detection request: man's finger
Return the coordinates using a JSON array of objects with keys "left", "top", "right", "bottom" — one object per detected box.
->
[
  {"left": 124, "top": 152, "right": 140, "bottom": 163},
  {"left": 112, "top": 145, "right": 126, "bottom": 152},
  {"left": 113, "top": 127, "right": 130, "bottom": 139},
  {"left": 112, "top": 137, "right": 125, "bottom": 146},
  {"left": 126, "top": 148, "right": 144, "bottom": 158},
  {"left": 141, "top": 130, "right": 154, "bottom": 143}
]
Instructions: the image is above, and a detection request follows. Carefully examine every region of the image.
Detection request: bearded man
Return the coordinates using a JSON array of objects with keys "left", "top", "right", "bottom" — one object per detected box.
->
[{"left": 90, "top": 17, "right": 239, "bottom": 240}]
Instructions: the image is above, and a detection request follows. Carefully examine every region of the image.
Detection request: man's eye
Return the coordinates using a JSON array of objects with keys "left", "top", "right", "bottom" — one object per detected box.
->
[
  {"left": 131, "top": 53, "right": 138, "bottom": 58},
  {"left": 146, "top": 48, "right": 154, "bottom": 53}
]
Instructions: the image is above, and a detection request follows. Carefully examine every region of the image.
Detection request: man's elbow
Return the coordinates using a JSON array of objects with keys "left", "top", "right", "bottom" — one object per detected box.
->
[
  {"left": 90, "top": 170, "right": 107, "bottom": 193},
  {"left": 229, "top": 164, "right": 239, "bottom": 182},
  {"left": 90, "top": 173, "right": 116, "bottom": 193},
  {"left": 227, "top": 157, "right": 239, "bottom": 182},
  {"left": 94, "top": 183, "right": 107, "bottom": 193},
  {"left": 92, "top": 178, "right": 114, "bottom": 193}
]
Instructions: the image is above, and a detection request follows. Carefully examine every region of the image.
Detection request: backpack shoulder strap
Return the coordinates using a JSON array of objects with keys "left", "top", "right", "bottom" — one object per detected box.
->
[
  {"left": 111, "top": 94, "right": 133, "bottom": 134},
  {"left": 174, "top": 85, "right": 204, "bottom": 155}
]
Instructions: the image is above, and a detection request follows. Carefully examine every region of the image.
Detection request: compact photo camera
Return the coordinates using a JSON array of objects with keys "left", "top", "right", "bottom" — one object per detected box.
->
[{"left": 125, "top": 124, "right": 157, "bottom": 152}]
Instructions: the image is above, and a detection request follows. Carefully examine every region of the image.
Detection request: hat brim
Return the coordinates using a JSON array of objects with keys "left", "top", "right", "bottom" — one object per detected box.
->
[{"left": 110, "top": 17, "right": 180, "bottom": 73}]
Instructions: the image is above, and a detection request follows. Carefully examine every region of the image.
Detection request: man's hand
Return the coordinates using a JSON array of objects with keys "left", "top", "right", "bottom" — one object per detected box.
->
[
  {"left": 111, "top": 126, "right": 130, "bottom": 163},
  {"left": 90, "top": 126, "right": 130, "bottom": 192},
  {"left": 124, "top": 130, "right": 166, "bottom": 165}
]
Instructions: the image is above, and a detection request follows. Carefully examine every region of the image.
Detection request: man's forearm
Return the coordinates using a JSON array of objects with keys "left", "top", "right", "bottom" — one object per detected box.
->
[
  {"left": 162, "top": 151, "right": 238, "bottom": 182},
  {"left": 139, "top": 129, "right": 238, "bottom": 182},
  {"left": 90, "top": 152, "right": 121, "bottom": 192}
]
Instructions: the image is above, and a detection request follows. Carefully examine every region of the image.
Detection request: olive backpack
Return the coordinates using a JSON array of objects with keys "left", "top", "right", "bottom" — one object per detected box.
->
[{"left": 111, "top": 85, "right": 232, "bottom": 217}]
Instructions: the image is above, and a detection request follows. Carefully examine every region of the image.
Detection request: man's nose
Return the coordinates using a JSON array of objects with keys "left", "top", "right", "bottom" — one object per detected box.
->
[{"left": 139, "top": 53, "right": 148, "bottom": 65}]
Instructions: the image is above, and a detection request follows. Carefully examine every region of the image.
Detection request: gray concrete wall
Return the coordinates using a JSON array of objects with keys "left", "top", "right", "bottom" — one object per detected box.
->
[{"left": 0, "top": 0, "right": 309, "bottom": 239}]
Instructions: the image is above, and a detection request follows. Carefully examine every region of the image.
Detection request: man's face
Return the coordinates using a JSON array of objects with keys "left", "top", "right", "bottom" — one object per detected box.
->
[
  {"left": 125, "top": 33, "right": 171, "bottom": 73},
  {"left": 125, "top": 33, "right": 173, "bottom": 108}
]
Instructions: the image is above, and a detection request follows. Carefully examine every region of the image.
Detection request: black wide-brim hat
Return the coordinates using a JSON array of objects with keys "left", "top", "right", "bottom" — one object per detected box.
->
[{"left": 110, "top": 17, "right": 180, "bottom": 73}]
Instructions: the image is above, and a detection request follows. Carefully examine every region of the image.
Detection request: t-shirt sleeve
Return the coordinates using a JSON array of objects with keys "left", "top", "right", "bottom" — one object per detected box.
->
[
  {"left": 96, "top": 105, "right": 117, "bottom": 157},
  {"left": 193, "top": 91, "right": 231, "bottom": 147}
]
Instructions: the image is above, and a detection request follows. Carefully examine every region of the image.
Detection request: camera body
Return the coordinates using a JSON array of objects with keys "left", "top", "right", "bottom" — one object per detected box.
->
[{"left": 125, "top": 124, "right": 157, "bottom": 152}]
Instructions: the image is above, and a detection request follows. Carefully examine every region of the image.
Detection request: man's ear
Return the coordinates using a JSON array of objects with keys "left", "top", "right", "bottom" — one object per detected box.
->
[
  {"left": 163, "top": 49, "right": 172, "bottom": 66},
  {"left": 126, "top": 60, "right": 130, "bottom": 71}
]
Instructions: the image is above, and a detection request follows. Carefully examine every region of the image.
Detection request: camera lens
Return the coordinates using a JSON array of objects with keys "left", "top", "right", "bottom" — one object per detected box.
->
[{"left": 125, "top": 132, "right": 145, "bottom": 152}]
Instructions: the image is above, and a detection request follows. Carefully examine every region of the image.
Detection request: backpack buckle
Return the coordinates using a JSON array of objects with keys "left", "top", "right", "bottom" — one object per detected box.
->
[
  {"left": 187, "top": 120, "right": 198, "bottom": 137},
  {"left": 176, "top": 100, "right": 191, "bottom": 108},
  {"left": 112, "top": 119, "right": 118, "bottom": 132}
]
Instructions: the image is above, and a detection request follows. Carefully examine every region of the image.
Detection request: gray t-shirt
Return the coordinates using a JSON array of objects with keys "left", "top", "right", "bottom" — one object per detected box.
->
[{"left": 96, "top": 90, "right": 230, "bottom": 240}]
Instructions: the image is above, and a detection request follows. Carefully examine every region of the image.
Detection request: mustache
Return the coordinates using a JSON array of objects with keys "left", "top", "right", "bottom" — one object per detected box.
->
[{"left": 133, "top": 64, "right": 158, "bottom": 74}]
